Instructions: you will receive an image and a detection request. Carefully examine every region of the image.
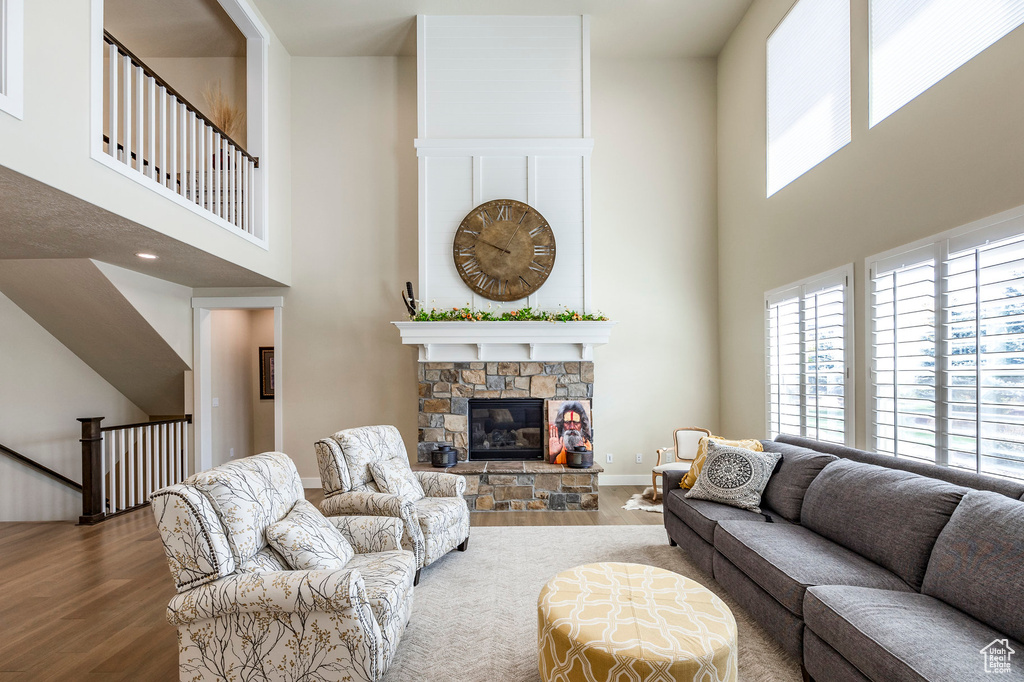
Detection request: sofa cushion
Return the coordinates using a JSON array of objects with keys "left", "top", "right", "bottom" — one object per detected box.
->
[
  {"left": 266, "top": 499, "right": 355, "bottom": 571},
  {"left": 805, "top": 585, "right": 1023, "bottom": 682},
  {"left": 682, "top": 435, "right": 764, "bottom": 488},
  {"left": 665, "top": 491, "right": 783, "bottom": 544},
  {"left": 685, "top": 442, "right": 781, "bottom": 513},
  {"left": 332, "top": 425, "right": 409, "bottom": 491},
  {"left": 186, "top": 452, "right": 306, "bottom": 564},
  {"left": 800, "top": 458, "right": 967, "bottom": 590},
  {"left": 346, "top": 549, "right": 417, "bottom": 653},
  {"left": 776, "top": 434, "right": 1024, "bottom": 499},
  {"left": 369, "top": 458, "right": 425, "bottom": 502},
  {"left": 714, "top": 521, "right": 913, "bottom": 617},
  {"left": 922, "top": 490, "right": 1024, "bottom": 643},
  {"left": 759, "top": 441, "right": 837, "bottom": 522}
]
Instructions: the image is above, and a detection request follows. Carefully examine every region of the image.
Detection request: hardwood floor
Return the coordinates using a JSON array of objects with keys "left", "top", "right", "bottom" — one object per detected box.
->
[{"left": 0, "top": 485, "right": 661, "bottom": 680}]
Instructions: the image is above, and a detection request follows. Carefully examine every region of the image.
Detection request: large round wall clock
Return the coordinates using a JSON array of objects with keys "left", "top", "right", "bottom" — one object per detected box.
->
[{"left": 453, "top": 199, "right": 556, "bottom": 302}]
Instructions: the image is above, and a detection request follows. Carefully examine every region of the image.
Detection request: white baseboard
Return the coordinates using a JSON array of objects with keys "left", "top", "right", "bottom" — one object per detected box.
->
[
  {"left": 301, "top": 477, "right": 322, "bottom": 489},
  {"left": 598, "top": 474, "right": 652, "bottom": 486}
]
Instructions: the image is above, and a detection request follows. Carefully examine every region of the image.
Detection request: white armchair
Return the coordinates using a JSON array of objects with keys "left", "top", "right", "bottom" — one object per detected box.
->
[
  {"left": 315, "top": 425, "right": 470, "bottom": 582},
  {"left": 151, "top": 452, "right": 416, "bottom": 682},
  {"left": 653, "top": 427, "right": 711, "bottom": 500}
]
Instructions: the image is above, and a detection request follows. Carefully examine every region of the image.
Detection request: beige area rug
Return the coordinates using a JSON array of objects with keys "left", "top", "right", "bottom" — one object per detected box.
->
[{"left": 384, "top": 525, "right": 801, "bottom": 682}]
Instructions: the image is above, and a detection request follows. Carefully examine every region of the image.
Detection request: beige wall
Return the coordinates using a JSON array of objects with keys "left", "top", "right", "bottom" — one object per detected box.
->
[
  {"left": 282, "top": 56, "right": 419, "bottom": 478},
  {"left": 591, "top": 57, "right": 720, "bottom": 477},
  {"left": 250, "top": 309, "right": 275, "bottom": 453},
  {"left": 268, "top": 55, "right": 720, "bottom": 482},
  {"left": 210, "top": 309, "right": 253, "bottom": 466},
  {"left": 0, "top": 292, "right": 147, "bottom": 521},
  {"left": 717, "top": 0, "right": 1024, "bottom": 445}
]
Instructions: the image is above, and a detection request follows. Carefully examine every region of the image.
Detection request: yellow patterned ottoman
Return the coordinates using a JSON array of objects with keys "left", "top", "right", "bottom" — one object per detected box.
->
[{"left": 537, "top": 562, "right": 737, "bottom": 682}]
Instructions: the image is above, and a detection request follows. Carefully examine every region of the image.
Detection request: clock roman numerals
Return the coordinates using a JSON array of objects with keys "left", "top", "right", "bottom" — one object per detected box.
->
[{"left": 454, "top": 200, "right": 556, "bottom": 302}]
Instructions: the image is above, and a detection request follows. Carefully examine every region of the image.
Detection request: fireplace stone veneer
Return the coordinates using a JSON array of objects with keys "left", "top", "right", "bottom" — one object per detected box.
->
[
  {"left": 417, "top": 360, "right": 594, "bottom": 463},
  {"left": 417, "top": 360, "right": 598, "bottom": 511}
]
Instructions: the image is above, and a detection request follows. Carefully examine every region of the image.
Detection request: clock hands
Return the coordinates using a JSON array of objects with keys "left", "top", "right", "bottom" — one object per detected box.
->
[{"left": 476, "top": 239, "right": 511, "bottom": 255}]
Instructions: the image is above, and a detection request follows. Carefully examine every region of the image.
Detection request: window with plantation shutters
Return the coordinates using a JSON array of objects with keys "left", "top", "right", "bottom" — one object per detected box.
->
[
  {"left": 870, "top": 252, "right": 938, "bottom": 462},
  {"left": 766, "top": 265, "right": 854, "bottom": 444},
  {"left": 868, "top": 206, "right": 1024, "bottom": 481}
]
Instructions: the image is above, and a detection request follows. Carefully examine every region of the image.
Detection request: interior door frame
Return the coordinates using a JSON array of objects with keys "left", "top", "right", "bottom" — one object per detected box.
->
[{"left": 191, "top": 296, "right": 284, "bottom": 473}]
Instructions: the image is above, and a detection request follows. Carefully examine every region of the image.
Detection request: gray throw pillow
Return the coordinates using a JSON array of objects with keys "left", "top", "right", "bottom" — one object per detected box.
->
[{"left": 684, "top": 441, "right": 781, "bottom": 513}]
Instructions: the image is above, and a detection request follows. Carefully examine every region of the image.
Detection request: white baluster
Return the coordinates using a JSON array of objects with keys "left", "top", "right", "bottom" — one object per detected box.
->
[
  {"left": 107, "top": 43, "right": 118, "bottom": 158},
  {"left": 101, "top": 433, "right": 108, "bottom": 514},
  {"left": 146, "top": 77, "right": 156, "bottom": 180},
  {"left": 134, "top": 66, "right": 144, "bottom": 173},
  {"left": 121, "top": 55, "right": 132, "bottom": 168},
  {"left": 249, "top": 159, "right": 256, "bottom": 237},
  {"left": 189, "top": 112, "right": 198, "bottom": 204},
  {"left": 158, "top": 87, "right": 167, "bottom": 186},
  {"left": 168, "top": 98, "right": 177, "bottom": 191},
  {"left": 198, "top": 122, "right": 206, "bottom": 210}
]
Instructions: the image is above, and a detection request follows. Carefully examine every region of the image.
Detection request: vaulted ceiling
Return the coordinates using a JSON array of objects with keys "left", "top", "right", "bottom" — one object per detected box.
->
[{"left": 250, "top": 0, "right": 754, "bottom": 58}]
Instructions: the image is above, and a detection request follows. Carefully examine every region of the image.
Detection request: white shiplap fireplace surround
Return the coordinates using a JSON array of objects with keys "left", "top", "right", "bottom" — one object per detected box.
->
[
  {"left": 394, "top": 14, "right": 612, "bottom": 361},
  {"left": 394, "top": 16, "right": 613, "bottom": 503}
]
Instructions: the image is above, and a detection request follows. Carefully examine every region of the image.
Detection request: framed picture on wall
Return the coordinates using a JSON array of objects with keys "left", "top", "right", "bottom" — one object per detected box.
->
[{"left": 259, "top": 347, "right": 274, "bottom": 400}]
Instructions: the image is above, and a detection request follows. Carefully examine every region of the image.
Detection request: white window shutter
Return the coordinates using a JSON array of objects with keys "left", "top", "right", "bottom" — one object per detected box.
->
[{"left": 870, "top": 0, "right": 1024, "bottom": 125}]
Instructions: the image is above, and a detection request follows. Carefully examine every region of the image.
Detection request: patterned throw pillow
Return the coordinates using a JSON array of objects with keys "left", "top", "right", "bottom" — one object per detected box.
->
[
  {"left": 684, "top": 441, "right": 781, "bottom": 513},
  {"left": 369, "top": 458, "right": 425, "bottom": 502},
  {"left": 265, "top": 499, "right": 354, "bottom": 570},
  {"left": 682, "top": 435, "right": 764, "bottom": 489}
]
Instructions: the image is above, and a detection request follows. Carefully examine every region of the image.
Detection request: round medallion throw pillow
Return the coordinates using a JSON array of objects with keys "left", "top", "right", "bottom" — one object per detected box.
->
[{"left": 684, "top": 440, "right": 781, "bottom": 513}]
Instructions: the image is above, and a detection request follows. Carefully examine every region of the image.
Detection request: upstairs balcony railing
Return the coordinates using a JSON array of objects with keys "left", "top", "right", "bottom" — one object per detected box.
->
[{"left": 102, "top": 31, "right": 259, "bottom": 238}]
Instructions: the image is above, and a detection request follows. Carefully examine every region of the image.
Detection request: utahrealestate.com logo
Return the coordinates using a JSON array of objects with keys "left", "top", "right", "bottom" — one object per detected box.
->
[{"left": 981, "top": 639, "right": 1015, "bottom": 674}]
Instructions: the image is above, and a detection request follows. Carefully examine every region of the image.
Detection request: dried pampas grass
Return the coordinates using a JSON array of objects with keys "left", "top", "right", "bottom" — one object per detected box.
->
[{"left": 202, "top": 80, "right": 245, "bottom": 140}]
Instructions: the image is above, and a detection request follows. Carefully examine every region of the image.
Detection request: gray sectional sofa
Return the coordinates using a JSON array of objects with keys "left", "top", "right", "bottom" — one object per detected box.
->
[{"left": 662, "top": 434, "right": 1024, "bottom": 682}]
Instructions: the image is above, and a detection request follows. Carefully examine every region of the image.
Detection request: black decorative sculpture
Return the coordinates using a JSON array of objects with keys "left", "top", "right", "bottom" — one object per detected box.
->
[{"left": 402, "top": 281, "right": 417, "bottom": 316}]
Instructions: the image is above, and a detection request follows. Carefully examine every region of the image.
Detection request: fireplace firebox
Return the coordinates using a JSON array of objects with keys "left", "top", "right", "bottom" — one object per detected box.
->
[{"left": 468, "top": 398, "right": 545, "bottom": 461}]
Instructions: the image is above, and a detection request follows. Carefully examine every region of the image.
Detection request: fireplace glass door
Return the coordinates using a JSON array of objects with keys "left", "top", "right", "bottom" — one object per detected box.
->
[{"left": 468, "top": 398, "right": 545, "bottom": 461}]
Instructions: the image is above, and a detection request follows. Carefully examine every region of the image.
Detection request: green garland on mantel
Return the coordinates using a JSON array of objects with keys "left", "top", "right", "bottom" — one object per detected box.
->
[{"left": 411, "top": 305, "right": 609, "bottom": 323}]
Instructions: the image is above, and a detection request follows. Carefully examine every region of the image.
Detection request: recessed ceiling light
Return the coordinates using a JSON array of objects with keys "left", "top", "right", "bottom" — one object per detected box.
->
[{"left": 136, "top": 253, "right": 158, "bottom": 260}]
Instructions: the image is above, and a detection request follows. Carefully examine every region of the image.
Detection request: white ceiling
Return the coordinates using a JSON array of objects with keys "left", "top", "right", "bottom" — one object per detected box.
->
[
  {"left": 104, "top": 0, "right": 246, "bottom": 58},
  {"left": 250, "top": 0, "right": 755, "bottom": 58}
]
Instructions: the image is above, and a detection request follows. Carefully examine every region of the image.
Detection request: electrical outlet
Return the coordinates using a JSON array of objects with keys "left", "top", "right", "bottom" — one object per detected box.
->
[
  {"left": 606, "top": 452, "right": 613, "bottom": 463},
  {"left": 212, "top": 397, "right": 220, "bottom": 407},
  {"left": 635, "top": 453, "right": 643, "bottom": 464},
  {"left": 230, "top": 447, "right": 235, "bottom": 459}
]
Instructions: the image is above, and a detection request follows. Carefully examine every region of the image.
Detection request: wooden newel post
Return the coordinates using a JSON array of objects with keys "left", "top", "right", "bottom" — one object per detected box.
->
[{"left": 79, "top": 417, "right": 105, "bottom": 525}]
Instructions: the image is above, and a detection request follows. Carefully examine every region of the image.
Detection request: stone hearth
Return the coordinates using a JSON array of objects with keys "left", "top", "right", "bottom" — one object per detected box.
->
[
  {"left": 411, "top": 461, "right": 604, "bottom": 511},
  {"left": 417, "top": 360, "right": 594, "bottom": 463}
]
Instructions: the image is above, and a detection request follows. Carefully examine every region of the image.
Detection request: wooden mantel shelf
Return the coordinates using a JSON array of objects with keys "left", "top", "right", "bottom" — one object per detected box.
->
[{"left": 392, "top": 320, "right": 615, "bottom": 362}]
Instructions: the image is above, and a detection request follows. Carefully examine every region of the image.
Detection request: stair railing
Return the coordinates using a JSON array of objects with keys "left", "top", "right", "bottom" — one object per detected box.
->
[{"left": 79, "top": 415, "right": 192, "bottom": 525}]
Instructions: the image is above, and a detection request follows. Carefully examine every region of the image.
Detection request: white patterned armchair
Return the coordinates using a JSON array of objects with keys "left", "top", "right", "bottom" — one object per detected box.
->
[
  {"left": 315, "top": 425, "right": 470, "bottom": 582},
  {"left": 151, "top": 452, "right": 416, "bottom": 682}
]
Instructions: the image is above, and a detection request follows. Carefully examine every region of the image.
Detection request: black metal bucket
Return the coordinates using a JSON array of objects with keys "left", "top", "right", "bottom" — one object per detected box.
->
[
  {"left": 566, "top": 447, "right": 594, "bottom": 469},
  {"left": 431, "top": 445, "right": 457, "bottom": 468}
]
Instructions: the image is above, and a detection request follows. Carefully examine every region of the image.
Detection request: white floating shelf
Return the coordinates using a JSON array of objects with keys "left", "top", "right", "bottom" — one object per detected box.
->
[{"left": 392, "top": 321, "right": 615, "bottom": 362}]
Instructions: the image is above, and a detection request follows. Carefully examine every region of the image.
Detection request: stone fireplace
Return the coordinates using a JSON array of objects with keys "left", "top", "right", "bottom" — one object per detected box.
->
[
  {"left": 413, "top": 359, "right": 602, "bottom": 511},
  {"left": 417, "top": 360, "right": 594, "bottom": 462}
]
